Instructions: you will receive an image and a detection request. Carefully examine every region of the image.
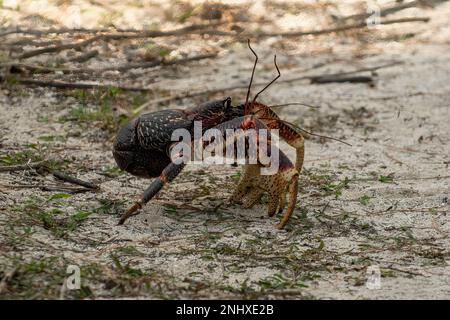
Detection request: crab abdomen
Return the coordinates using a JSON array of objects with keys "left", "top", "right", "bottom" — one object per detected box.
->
[{"left": 113, "top": 110, "right": 192, "bottom": 178}]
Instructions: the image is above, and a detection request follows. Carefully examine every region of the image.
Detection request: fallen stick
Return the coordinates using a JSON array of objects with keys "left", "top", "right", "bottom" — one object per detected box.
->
[
  {"left": 67, "top": 49, "right": 99, "bottom": 63},
  {"left": 1, "top": 39, "right": 63, "bottom": 47},
  {"left": 0, "top": 161, "right": 46, "bottom": 172},
  {"left": 251, "top": 17, "right": 430, "bottom": 38},
  {"left": 14, "top": 17, "right": 429, "bottom": 60},
  {"left": 17, "top": 34, "right": 103, "bottom": 59},
  {"left": 0, "top": 23, "right": 223, "bottom": 37},
  {"left": 0, "top": 27, "right": 113, "bottom": 37},
  {"left": 0, "top": 183, "right": 92, "bottom": 194},
  {"left": 303, "top": 62, "right": 402, "bottom": 83},
  {"left": 52, "top": 170, "right": 99, "bottom": 190},
  {"left": 96, "top": 53, "right": 217, "bottom": 72},
  {"left": 15, "top": 25, "right": 221, "bottom": 59},
  {"left": 2, "top": 62, "right": 58, "bottom": 74},
  {"left": 6, "top": 78, "right": 155, "bottom": 91},
  {"left": 134, "top": 62, "right": 401, "bottom": 111},
  {"left": 0, "top": 160, "right": 99, "bottom": 190},
  {"left": 310, "top": 75, "right": 373, "bottom": 84},
  {"left": 340, "top": 0, "right": 448, "bottom": 22},
  {"left": 2, "top": 53, "right": 216, "bottom": 75}
]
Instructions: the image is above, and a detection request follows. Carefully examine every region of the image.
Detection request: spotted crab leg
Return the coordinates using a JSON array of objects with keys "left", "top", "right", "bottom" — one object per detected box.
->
[
  {"left": 208, "top": 115, "right": 299, "bottom": 229},
  {"left": 118, "top": 158, "right": 185, "bottom": 225}
]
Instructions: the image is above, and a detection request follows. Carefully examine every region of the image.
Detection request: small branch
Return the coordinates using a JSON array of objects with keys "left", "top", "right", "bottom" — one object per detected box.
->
[
  {"left": 0, "top": 161, "right": 99, "bottom": 190},
  {"left": 135, "top": 62, "right": 401, "bottom": 110},
  {"left": 52, "top": 170, "right": 99, "bottom": 190},
  {"left": 2, "top": 53, "right": 216, "bottom": 75},
  {"left": 0, "top": 161, "right": 46, "bottom": 172},
  {"left": 14, "top": 24, "right": 221, "bottom": 59},
  {"left": 1, "top": 39, "right": 63, "bottom": 48},
  {"left": 12, "top": 17, "right": 429, "bottom": 60},
  {"left": 16, "top": 34, "right": 104, "bottom": 59},
  {"left": 94, "top": 53, "right": 217, "bottom": 73},
  {"left": 339, "top": 0, "right": 449, "bottom": 22},
  {"left": 0, "top": 23, "right": 222, "bottom": 37},
  {"left": 4, "top": 77, "right": 155, "bottom": 91},
  {"left": 384, "top": 265, "right": 425, "bottom": 277},
  {"left": 252, "top": 17, "right": 430, "bottom": 38},
  {"left": 279, "top": 61, "right": 402, "bottom": 84},
  {"left": 67, "top": 49, "right": 99, "bottom": 63},
  {"left": 2, "top": 63, "right": 65, "bottom": 74},
  {"left": 310, "top": 75, "right": 373, "bottom": 84},
  {"left": 0, "top": 183, "right": 92, "bottom": 194},
  {"left": 0, "top": 27, "right": 110, "bottom": 37}
]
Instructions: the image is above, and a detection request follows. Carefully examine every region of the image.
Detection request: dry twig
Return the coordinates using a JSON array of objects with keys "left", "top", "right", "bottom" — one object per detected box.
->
[
  {"left": 13, "top": 17, "right": 429, "bottom": 60},
  {"left": 339, "top": 0, "right": 448, "bottom": 22},
  {"left": 52, "top": 170, "right": 99, "bottom": 190},
  {"left": 2, "top": 53, "right": 216, "bottom": 75},
  {"left": 0, "top": 161, "right": 46, "bottom": 172},
  {"left": 134, "top": 62, "right": 402, "bottom": 112}
]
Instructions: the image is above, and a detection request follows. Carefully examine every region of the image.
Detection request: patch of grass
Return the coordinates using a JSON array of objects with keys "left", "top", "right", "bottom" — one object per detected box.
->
[
  {"left": 177, "top": 9, "right": 194, "bottom": 23},
  {"left": 113, "top": 246, "right": 144, "bottom": 257},
  {"left": 101, "top": 165, "right": 125, "bottom": 178},
  {"left": 142, "top": 42, "right": 172, "bottom": 58},
  {"left": 131, "top": 93, "right": 148, "bottom": 109},
  {"left": 163, "top": 204, "right": 178, "bottom": 216},
  {"left": 110, "top": 254, "right": 144, "bottom": 277},
  {"left": 230, "top": 171, "right": 241, "bottom": 181},
  {"left": 0, "top": 143, "right": 66, "bottom": 169},
  {"left": 37, "top": 115, "right": 50, "bottom": 123},
  {"left": 164, "top": 1, "right": 195, "bottom": 23},
  {"left": 0, "top": 256, "right": 67, "bottom": 299},
  {"left": 258, "top": 273, "right": 308, "bottom": 290},
  {"left": 379, "top": 174, "right": 395, "bottom": 184},
  {"left": 321, "top": 177, "right": 351, "bottom": 199},
  {"left": 302, "top": 168, "right": 333, "bottom": 187},
  {"left": 66, "top": 211, "right": 93, "bottom": 231},
  {"left": 94, "top": 198, "right": 126, "bottom": 215},
  {"left": 12, "top": 194, "right": 93, "bottom": 238},
  {"left": 359, "top": 195, "right": 371, "bottom": 206},
  {"left": 99, "top": 12, "right": 122, "bottom": 27},
  {"left": 48, "top": 192, "right": 72, "bottom": 201},
  {"left": 0, "top": 147, "right": 43, "bottom": 165},
  {"left": 60, "top": 87, "right": 130, "bottom": 132},
  {"left": 38, "top": 134, "right": 66, "bottom": 142}
]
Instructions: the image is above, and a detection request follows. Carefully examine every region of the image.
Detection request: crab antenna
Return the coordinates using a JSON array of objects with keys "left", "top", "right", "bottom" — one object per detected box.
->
[
  {"left": 269, "top": 102, "right": 321, "bottom": 109},
  {"left": 245, "top": 39, "right": 258, "bottom": 114},
  {"left": 252, "top": 54, "right": 281, "bottom": 104},
  {"left": 258, "top": 116, "right": 352, "bottom": 146}
]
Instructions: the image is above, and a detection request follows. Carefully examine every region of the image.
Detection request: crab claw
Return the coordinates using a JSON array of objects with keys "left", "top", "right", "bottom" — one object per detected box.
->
[{"left": 230, "top": 161, "right": 299, "bottom": 229}]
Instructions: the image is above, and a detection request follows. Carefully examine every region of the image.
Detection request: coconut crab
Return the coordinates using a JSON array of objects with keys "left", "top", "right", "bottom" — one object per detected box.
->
[{"left": 113, "top": 41, "right": 304, "bottom": 229}]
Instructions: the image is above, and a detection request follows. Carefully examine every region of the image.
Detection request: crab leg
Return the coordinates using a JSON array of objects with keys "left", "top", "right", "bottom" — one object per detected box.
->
[
  {"left": 209, "top": 115, "right": 299, "bottom": 228},
  {"left": 118, "top": 158, "right": 185, "bottom": 225}
]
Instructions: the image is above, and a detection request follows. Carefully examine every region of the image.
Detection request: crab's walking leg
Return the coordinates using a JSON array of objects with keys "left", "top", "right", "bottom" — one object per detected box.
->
[
  {"left": 118, "top": 160, "right": 185, "bottom": 225},
  {"left": 210, "top": 115, "right": 299, "bottom": 228},
  {"left": 242, "top": 103, "right": 306, "bottom": 227}
]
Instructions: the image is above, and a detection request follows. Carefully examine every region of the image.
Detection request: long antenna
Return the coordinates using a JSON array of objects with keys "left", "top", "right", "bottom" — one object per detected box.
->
[
  {"left": 269, "top": 102, "right": 321, "bottom": 109},
  {"left": 245, "top": 39, "right": 258, "bottom": 114},
  {"left": 258, "top": 117, "right": 352, "bottom": 146},
  {"left": 252, "top": 54, "right": 281, "bottom": 104}
]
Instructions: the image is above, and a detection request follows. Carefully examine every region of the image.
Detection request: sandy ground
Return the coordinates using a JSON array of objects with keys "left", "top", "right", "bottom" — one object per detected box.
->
[{"left": 0, "top": 0, "right": 449, "bottom": 299}]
